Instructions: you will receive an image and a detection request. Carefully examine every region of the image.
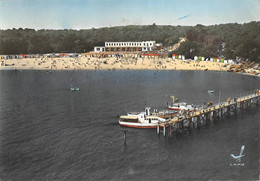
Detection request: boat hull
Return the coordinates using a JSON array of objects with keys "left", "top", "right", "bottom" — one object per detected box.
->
[
  {"left": 119, "top": 121, "right": 157, "bottom": 128},
  {"left": 168, "top": 107, "right": 182, "bottom": 111},
  {"left": 168, "top": 107, "right": 196, "bottom": 111}
]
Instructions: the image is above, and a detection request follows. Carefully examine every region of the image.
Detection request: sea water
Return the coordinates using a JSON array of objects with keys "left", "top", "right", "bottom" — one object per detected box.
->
[{"left": 0, "top": 70, "right": 259, "bottom": 180}]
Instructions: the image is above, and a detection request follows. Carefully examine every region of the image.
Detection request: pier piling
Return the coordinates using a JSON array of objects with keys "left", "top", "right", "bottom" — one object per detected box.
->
[
  {"left": 157, "top": 90, "right": 260, "bottom": 137},
  {"left": 169, "top": 125, "right": 172, "bottom": 137}
]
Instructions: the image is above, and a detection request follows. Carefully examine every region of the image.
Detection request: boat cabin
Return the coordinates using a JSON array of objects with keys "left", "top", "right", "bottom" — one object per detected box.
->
[{"left": 119, "top": 115, "right": 139, "bottom": 123}]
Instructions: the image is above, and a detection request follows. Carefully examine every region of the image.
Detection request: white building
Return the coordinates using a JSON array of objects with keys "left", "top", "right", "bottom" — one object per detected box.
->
[
  {"left": 94, "top": 46, "right": 106, "bottom": 52},
  {"left": 94, "top": 41, "right": 156, "bottom": 52}
]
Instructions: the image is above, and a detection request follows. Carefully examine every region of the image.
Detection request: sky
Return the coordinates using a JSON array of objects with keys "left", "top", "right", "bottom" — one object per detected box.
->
[{"left": 0, "top": 0, "right": 259, "bottom": 30}]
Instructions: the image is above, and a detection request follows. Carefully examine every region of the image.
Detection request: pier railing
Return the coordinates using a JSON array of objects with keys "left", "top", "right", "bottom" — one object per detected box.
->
[{"left": 157, "top": 90, "right": 260, "bottom": 137}]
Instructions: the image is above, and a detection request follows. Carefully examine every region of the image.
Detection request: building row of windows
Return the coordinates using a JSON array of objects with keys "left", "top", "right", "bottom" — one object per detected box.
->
[
  {"left": 94, "top": 46, "right": 153, "bottom": 52},
  {"left": 105, "top": 42, "right": 153, "bottom": 47},
  {"left": 107, "top": 47, "right": 142, "bottom": 51}
]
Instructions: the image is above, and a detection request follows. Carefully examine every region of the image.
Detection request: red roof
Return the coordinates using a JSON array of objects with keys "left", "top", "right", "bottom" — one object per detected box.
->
[
  {"left": 142, "top": 53, "right": 159, "bottom": 56},
  {"left": 19, "top": 54, "right": 26, "bottom": 57}
]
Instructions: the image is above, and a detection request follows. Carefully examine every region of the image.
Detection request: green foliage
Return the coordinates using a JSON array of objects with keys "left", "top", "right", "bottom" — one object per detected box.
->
[
  {"left": 173, "top": 41, "right": 211, "bottom": 59},
  {"left": 175, "top": 21, "right": 260, "bottom": 62},
  {"left": 184, "top": 21, "right": 260, "bottom": 62},
  {"left": 0, "top": 21, "right": 259, "bottom": 62},
  {"left": 0, "top": 25, "right": 191, "bottom": 54}
]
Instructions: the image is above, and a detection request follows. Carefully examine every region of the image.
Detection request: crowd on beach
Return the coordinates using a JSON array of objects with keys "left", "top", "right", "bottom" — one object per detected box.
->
[{"left": 0, "top": 54, "right": 260, "bottom": 77}]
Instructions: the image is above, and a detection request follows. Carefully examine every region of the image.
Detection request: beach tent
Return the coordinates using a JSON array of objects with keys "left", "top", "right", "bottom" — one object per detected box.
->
[
  {"left": 142, "top": 53, "right": 159, "bottom": 57},
  {"left": 19, "top": 54, "right": 26, "bottom": 58},
  {"left": 172, "top": 54, "right": 179, "bottom": 59},
  {"left": 59, "top": 53, "right": 68, "bottom": 57},
  {"left": 214, "top": 57, "right": 220, "bottom": 62},
  {"left": 172, "top": 54, "right": 177, "bottom": 60}
]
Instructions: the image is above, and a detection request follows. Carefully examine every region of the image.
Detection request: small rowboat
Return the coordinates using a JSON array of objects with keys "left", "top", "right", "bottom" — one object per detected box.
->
[
  {"left": 70, "top": 87, "right": 80, "bottom": 91},
  {"left": 208, "top": 90, "right": 215, "bottom": 93}
]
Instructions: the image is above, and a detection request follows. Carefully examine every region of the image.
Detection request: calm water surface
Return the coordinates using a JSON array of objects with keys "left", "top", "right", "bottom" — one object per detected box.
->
[{"left": 0, "top": 70, "right": 259, "bottom": 180}]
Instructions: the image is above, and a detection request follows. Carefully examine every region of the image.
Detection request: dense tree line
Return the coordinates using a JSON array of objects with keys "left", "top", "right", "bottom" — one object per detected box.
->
[
  {"left": 0, "top": 21, "right": 259, "bottom": 62},
  {"left": 174, "top": 21, "right": 260, "bottom": 62},
  {"left": 0, "top": 25, "right": 191, "bottom": 55}
]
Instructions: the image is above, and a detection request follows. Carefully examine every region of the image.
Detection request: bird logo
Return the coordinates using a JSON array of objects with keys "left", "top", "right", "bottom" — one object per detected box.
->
[{"left": 230, "top": 145, "right": 245, "bottom": 163}]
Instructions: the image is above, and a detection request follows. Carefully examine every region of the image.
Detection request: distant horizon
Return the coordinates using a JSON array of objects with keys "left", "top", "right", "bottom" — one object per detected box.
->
[
  {"left": 0, "top": 0, "right": 259, "bottom": 30},
  {"left": 1, "top": 20, "right": 259, "bottom": 31}
]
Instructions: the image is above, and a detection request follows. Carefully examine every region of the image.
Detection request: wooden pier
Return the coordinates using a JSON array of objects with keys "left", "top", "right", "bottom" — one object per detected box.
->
[{"left": 157, "top": 90, "right": 260, "bottom": 137}]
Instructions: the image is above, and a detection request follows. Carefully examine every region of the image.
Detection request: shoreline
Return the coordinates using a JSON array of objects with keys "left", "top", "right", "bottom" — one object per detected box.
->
[
  {"left": 1, "top": 67, "right": 258, "bottom": 78},
  {"left": 0, "top": 67, "right": 229, "bottom": 72},
  {"left": 0, "top": 57, "right": 259, "bottom": 78}
]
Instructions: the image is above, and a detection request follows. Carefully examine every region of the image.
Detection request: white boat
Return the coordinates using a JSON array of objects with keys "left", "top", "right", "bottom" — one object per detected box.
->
[
  {"left": 70, "top": 86, "right": 80, "bottom": 91},
  {"left": 119, "top": 107, "right": 177, "bottom": 128},
  {"left": 168, "top": 102, "right": 197, "bottom": 111},
  {"left": 208, "top": 90, "right": 215, "bottom": 93},
  {"left": 168, "top": 96, "right": 197, "bottom": 111}
]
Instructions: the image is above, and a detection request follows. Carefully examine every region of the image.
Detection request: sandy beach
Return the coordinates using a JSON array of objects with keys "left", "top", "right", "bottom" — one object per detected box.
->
[
  {"left": 0, "top": 57, "right": 228, "bottom": 70},
  {"left": 1, "top": 56, "right": 260, "bottom": 77}
]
